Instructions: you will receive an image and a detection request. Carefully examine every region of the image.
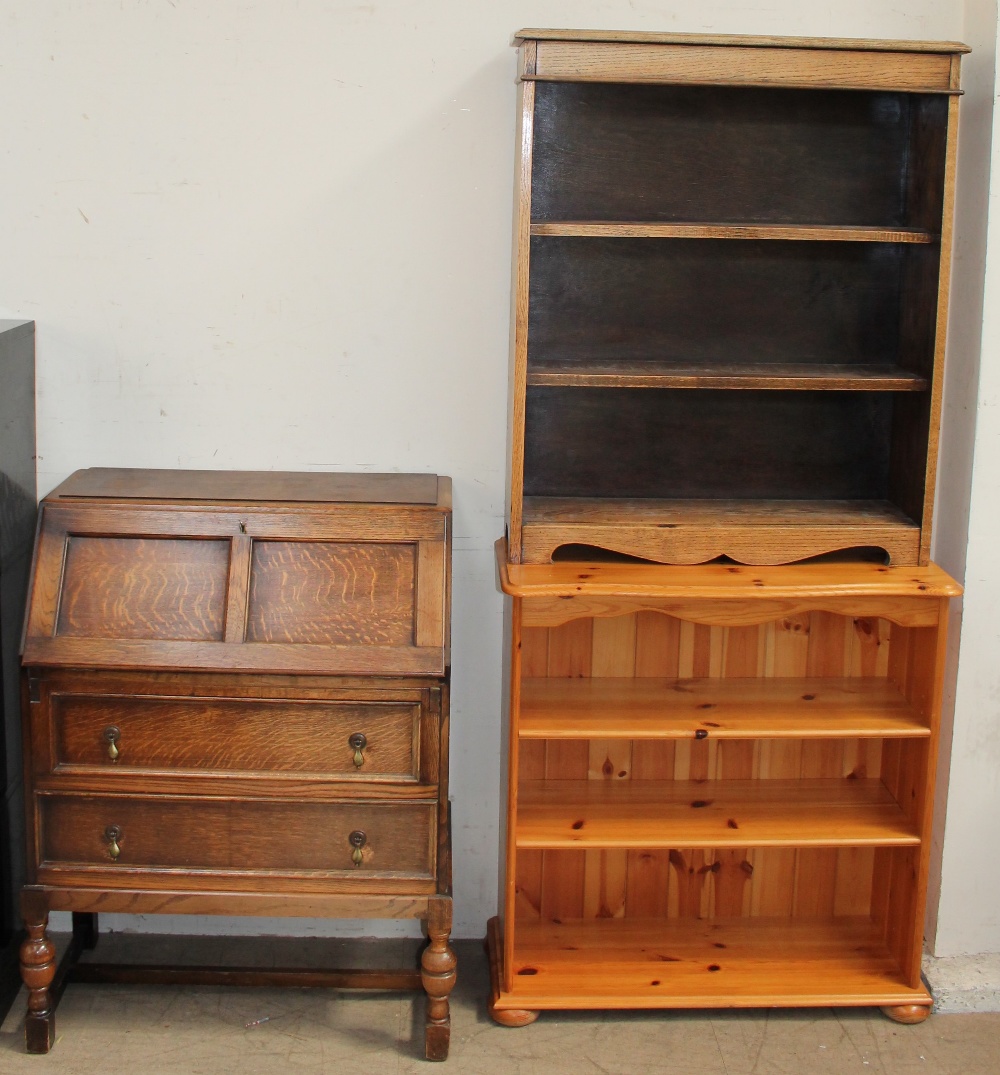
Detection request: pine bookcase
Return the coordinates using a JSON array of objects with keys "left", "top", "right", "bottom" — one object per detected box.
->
[{"left": 488, "top": 541, "right": 960, "bottom": 1023}]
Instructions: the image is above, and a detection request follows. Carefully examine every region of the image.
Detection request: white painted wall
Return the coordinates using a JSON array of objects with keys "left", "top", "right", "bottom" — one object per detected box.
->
[
  {"left": 1, "top": 1, "right": 992, "bottom": 945},
  {"left": 929, "top": 0, "right": 1000, "bottom": 958}
]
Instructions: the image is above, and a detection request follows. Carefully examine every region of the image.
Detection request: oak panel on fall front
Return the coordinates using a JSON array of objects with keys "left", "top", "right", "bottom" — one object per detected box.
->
[
  {"left": 56, "top": 537, "right": 230, "bottom": 641},
  {"left": 246, "top": 542, "right": 416, "bottom": 646}
]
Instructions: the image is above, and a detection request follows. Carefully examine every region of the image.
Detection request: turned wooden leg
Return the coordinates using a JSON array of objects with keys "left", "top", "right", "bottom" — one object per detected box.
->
[
  {"left": 421, "top": 900, "right": 456, "bottom": 1061},
  {"left": 20, "top": 906, "right": 56, "bottom": 1053},
  {"left": 881, "top": 1003, "right": 931, "bottom": 1024}
]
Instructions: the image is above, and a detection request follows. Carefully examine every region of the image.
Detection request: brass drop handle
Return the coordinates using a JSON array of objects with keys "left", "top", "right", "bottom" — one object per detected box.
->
[
  {"left": 349, "top": 732, "right": 367, "bottom": 769},
  {"left": 103, "top": 725, "right": 121, "bottom": 762},
  {"left": 104, "top": 824, "right": 122, "bottom": 861},
  {"left": 349, "top": 830, "right": 367, "bottom": 867}
]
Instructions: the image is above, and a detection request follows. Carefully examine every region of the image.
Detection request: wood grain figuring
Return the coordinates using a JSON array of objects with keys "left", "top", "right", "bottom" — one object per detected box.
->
[
  {"left": 626, "top": 612, "right": 680, "bottom": 916},
  {"left": 519, "top": 678, "right": 927, "bottom": 739},
  {"left": 584, "top": 616, "right": 635, "bottom": 919},
  {"left": 496, "top": 916, "right": 929, "bottom": 1010},
  {"left": 46, "top": 504, "right": 446, "bottom": 544},
  {"left": 538, "top": 618, "right": 590, "bottom": 923},
  {"left": 22, "top": 637, "right": 447, "bottom": 677},
  {"left": 519, "top": 499, "right": 922, "bottom": 568},
  {"left": 519, "top": 595, "right": 941, "bottom": 632},
  {"left": 56, "top": 537, "right": 229, "bottom": 642},
  {"left": 516, "top": 779, "right": 919, "bottom": 849},
  {"left": 223, "top": 535, "right": 252, "bottom": 643},
  {"left": 38, "top": 796, "right": 436, "bottom": 878},
  {"left": 246, "top": 541, "right": 415, "bottom": 645},
  {"left": 51, "top": 694, "right": 422, "bottom": 780},
  {"left": 531, "top": 43, "right": 955, "bottom": 92},
  {"left": 513, "top": 626, "right": 546, "bottom": 921},
  {"left": 415, "top": 541, "right": 447, "bottom": 649}
]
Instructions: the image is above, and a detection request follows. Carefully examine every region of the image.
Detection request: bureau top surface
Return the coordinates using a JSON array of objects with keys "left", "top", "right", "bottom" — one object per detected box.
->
[{"left": 48, "top": 468, "right": 450, "bottom": 510}]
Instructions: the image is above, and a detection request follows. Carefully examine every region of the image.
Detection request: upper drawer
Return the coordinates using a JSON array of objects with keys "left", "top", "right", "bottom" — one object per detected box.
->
[
  {"left": 21, "top": 470, "right": 451, "bottom": 676},
  {"left": 49, "top": 692, "right": 425, "bottom": 783}
]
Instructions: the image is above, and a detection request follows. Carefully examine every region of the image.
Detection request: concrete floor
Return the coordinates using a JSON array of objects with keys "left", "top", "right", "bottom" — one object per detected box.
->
[{"left": 1, "top": 934, "right": 999, "bottom": 1074}]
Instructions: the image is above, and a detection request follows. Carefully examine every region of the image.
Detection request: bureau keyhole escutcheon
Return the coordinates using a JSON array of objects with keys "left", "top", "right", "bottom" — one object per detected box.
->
[
  {"left": 104, "top": 824, "right": 123, "bottom": 861},
  {"left": 349, "top": 829, "right": 367, "bottom": 867},
  {"left": 103, "top": 725, "right": 121, "bottom": 762},
  {"left": 348, "top": 732, "right": 367, "bottom": 769}
]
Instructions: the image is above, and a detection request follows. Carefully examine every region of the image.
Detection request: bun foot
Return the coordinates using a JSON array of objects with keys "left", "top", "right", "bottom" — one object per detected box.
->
[
  {"left": 881, "top": 1004, "right": 931, "bottom": 1024},
  {"left": 488, "top": 1003, "right": 539, "bottom": 1027}
]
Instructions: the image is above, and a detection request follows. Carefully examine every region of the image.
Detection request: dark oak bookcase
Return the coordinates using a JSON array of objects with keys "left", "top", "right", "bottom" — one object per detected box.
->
[{"left": 506, "top": 32, "right": 967, "bottom": 566}]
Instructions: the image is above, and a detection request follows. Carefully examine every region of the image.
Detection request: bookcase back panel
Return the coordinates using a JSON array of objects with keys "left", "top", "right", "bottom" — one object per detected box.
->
[
  {"left": 523, "top": 387, "right": 893, "bottom": 500},
  {"left": 527, "top": 238, "right": 907, "bottom": 367},
  {"left": 514, "top": 845, "right": 885, "bottom": 921},
  {"left": 530, "top": 83, "right": 948, "bottom": 227},
  {"left": 520, "top": 611, "right": 900, "bottom": 688},
  {"left": 514, "top": 611, "right": 929, "bottom": 943}
]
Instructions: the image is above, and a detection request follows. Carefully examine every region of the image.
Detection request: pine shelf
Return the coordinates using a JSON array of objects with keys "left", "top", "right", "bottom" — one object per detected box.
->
[
  {"left": 516, "top": 778, "right": 920, "bottom": 849},
  {"left": 488, "top": 916, "right": 930, "bottom": 1011},
  {"left": 519, "top": 677, "right": 929, "bottom": 740}
]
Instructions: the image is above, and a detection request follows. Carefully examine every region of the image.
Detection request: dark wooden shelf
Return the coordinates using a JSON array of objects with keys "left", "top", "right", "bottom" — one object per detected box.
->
[
  {"left": 519, "top": 497, "right": 921, "bottom": 565},
  {"left": 530, "top": 223, "right": 936, "bottom": 243},
  {"left": 527, "top": 360, "right": 928, "bottom": 391}
]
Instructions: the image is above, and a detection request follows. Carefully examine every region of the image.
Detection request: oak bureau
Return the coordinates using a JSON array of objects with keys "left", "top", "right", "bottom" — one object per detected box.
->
[{"left": 17, "top": 468, "right": 455, "bottom": 1060}]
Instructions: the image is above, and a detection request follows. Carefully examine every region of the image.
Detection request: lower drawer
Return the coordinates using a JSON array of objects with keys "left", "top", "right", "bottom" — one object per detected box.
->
[{"left": 37, "top": 794, "right": 436, "bottom": 879}]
